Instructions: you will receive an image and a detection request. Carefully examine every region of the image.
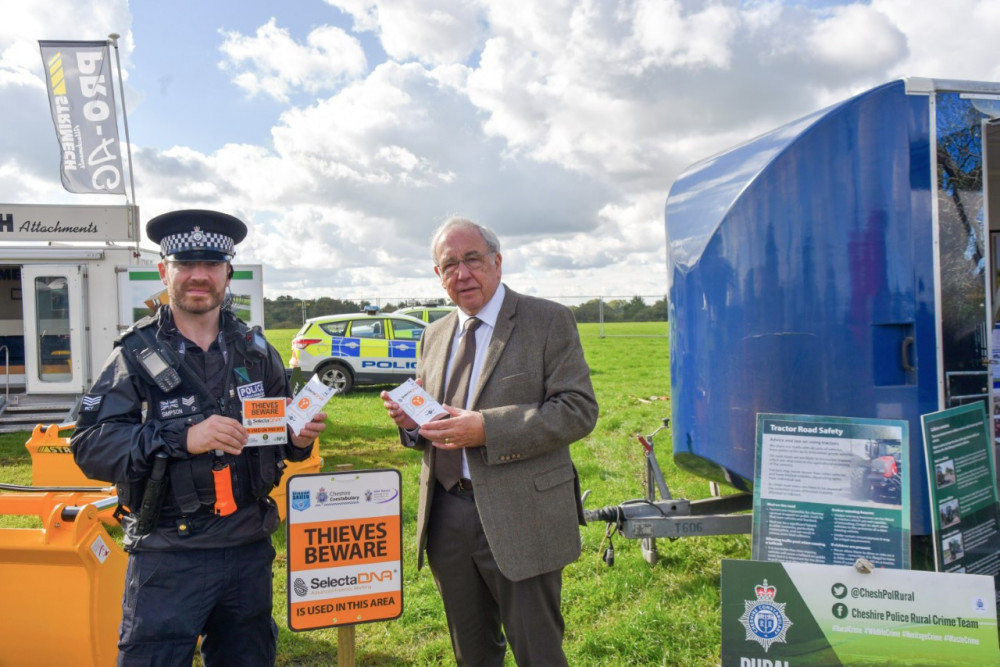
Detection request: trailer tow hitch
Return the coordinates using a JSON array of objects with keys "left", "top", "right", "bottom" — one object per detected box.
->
[{"left": 583, "top": 418, "right": 753, "bottom": 565}]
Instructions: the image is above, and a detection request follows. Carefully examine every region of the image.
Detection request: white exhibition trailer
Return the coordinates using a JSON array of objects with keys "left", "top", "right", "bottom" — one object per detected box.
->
[{"left": 0, "top": 204, "right": 263, "bottom": 430}]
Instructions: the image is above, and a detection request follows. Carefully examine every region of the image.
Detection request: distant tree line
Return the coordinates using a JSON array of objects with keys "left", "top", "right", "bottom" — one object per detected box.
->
[
  {"left": 266, "top": 296, "right": 375, "bottom": 329},
  {"left": 264, "top": 295, "right": 667, "bottom": 329},
  {"left": 568, "top": 296, "right": 667, "bottom": 322}
]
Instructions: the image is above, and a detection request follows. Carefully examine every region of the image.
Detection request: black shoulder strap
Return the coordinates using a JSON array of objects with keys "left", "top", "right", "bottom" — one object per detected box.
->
[
  {"left": 122, "top": 325, "right": 227, "bottom": 415},
  {"left": 116, "top": 312, "right": 158, "bottom": 348}
]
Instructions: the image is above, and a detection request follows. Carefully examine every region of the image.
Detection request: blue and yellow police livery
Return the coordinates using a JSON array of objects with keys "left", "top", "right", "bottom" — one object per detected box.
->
[{"left": 289, "top": 311, "right": 426, "bottom": 394}]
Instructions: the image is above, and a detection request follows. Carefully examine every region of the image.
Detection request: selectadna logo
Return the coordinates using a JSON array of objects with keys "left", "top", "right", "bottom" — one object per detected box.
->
[{"left": 738, "top": 579, "right": 793, "bottom": 653}]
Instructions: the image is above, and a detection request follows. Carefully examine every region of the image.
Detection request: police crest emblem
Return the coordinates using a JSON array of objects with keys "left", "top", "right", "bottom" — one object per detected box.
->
[{"left": 738, "top": 579, "right": 792, "bottom": 652}]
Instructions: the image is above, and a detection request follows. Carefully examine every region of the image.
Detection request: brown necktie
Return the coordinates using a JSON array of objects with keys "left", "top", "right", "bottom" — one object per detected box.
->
[{"left": 434, "top": 317, "right": 481, "bottom": 490}]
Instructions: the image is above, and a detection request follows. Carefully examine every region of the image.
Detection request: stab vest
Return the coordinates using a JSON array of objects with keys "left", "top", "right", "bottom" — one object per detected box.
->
[{"left": 118, "top": 309, "right": 284, "bottom": 518}]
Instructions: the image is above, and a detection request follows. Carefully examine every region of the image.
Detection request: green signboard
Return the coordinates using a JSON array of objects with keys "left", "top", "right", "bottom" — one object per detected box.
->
[
  {"left": 921, "top": 403, "right": 1000, "bottom": 581},
  {"left": 721, "top": 559, "right": 999, "bottom": 666}
]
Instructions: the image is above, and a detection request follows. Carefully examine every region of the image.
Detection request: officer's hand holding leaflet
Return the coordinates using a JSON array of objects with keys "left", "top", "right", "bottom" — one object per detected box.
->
[
  {"left": 286, "top": 374, "right": 336, "bottom": 440},
  {"left": 288, "top": 396, "right": 327, "bottom": 448},
  {"left": 186, "top": 414, "right": 248, "bottom": 456}
]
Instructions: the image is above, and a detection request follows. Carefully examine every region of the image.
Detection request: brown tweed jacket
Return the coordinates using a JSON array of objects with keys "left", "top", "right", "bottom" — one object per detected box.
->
[{"left": 400, "top": 286, "right": 598, "bottom": 581}]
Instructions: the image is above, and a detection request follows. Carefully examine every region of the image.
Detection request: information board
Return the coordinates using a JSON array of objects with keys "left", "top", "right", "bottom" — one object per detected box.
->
[
  {"left": 286, "top": 469, "right": 402, "bottom": 631},
  {"left": 921, "top": 403, "right": 1000, "bottom": 581},
  {"left": 753, "top": 414, "right": 910, "bottom": 568}
]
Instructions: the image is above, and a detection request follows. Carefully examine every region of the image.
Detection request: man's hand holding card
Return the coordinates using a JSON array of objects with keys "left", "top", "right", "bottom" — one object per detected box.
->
[{"left": 386, "top": 378, "right": 447, "bottom": 426}]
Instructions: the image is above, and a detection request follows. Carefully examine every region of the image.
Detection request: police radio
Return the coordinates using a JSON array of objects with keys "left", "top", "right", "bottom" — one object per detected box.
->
[{"left": 137, "top": 346, "right": 182, "bottom": 393}]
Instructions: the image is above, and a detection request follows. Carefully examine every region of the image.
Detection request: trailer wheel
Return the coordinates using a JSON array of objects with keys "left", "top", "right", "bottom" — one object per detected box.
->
[{"left": 316, "top": 363, "right": 353, "bottom": 394}]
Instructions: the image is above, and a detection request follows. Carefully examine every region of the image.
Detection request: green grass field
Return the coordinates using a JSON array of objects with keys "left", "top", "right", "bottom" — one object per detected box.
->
[{"left": 0, "top": 322, "right": 750, "bottom": 665}]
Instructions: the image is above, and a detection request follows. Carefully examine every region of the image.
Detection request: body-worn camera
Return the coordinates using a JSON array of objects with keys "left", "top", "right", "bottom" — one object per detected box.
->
[{"left": 247, "top": 326, "right": 268, "bottom": 358}]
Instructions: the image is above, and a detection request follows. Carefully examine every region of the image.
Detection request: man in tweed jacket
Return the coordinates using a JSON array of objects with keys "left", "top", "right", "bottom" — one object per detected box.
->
[{"left": 381, "top": 217, "right": 598, "bottom": 665}]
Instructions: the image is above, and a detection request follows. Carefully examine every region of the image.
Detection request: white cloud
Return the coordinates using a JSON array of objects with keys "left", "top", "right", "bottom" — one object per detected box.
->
[
  {"left": 326, "top": 0, "right": 487, "bottom": 66},
  {"left": 873, "top": 0, "right": 1000, "bottom": 82},
  {"left": 323, "top": 0, "right": 380, "bottom": 32},
  {"left": 219, "top": 18, "right": 367, "bottom": 102},
  {"left": 808, "top": 4, "right": 907, "bottom": 71},
  {"left": 633, "top": 0, "right": 739, "bottom": 69},
  {"left": 377, "top": 0, "right": 486, "bottom": 65}
]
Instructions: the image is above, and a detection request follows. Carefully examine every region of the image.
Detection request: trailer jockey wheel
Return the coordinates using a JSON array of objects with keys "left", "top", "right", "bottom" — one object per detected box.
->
[{"left": 640, "top": 536, "right": 657, "bottom": 566}]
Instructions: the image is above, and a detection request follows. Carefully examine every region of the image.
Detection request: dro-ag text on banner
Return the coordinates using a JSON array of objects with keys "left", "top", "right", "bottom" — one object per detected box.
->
[{"left": 38, "top": 40, "right": 125, "bottom": 195}]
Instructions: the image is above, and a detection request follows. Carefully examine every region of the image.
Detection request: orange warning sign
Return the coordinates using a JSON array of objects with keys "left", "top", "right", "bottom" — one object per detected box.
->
[{"left": 286, "top": 470, "right": 403, "bottom": 630}]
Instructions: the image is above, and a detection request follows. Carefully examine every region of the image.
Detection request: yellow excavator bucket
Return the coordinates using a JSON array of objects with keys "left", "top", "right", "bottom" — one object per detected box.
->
[
  {"left": 26, "top": 422, "right": 110, "bottom": 487},
  {"left": 0, "top": 493, "right": 125, "bottom": 666}
]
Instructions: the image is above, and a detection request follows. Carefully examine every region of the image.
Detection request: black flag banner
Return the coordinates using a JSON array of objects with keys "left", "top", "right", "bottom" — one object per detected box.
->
[{"left": 38, "top": 40, "right": 125, "bottom": 195}]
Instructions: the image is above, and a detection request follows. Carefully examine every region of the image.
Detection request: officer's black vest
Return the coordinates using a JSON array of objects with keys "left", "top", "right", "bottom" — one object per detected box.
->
[{"left": 119, "top": 310, "right": 283, "bottom": 518}]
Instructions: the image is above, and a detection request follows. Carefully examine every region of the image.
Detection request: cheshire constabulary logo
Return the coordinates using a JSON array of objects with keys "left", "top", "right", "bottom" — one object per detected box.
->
[
  {"left": 316, "top": 487, "right": 328, "bottom": 504},
  {"left": 738, "top": 579, "right": 792, "bottom": 652},
  {"left": 291, "top": 490, "right": 310, "bottom": 512}
]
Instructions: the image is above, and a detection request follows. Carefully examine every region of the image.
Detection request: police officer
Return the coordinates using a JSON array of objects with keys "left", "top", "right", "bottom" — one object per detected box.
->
[{"left": 72, "top": 209, "right": 327, "bottom": 666}]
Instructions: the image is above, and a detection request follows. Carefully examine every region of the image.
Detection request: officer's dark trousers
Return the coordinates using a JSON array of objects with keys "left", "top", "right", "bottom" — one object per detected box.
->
[{"left": 117, "top": 539, "right": 277, "bottom": 667}]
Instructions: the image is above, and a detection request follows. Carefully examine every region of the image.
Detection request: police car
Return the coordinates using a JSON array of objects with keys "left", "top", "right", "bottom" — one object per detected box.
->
[
  {"left": 397, "top": 305, "right": 456, "bottom": 323},
  {"left": 289, "top": 311, "right": 426, "bottom": 394}
]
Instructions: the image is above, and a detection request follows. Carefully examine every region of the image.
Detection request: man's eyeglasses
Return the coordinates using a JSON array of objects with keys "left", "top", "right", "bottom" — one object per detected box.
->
[{"left": 438, "top": 253, "right": 493, "bottom": 279}]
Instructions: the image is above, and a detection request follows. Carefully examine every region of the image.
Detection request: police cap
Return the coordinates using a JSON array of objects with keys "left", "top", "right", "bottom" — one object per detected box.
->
[{"left": 146, "top": 209, "right": 248, "bottom": 262}]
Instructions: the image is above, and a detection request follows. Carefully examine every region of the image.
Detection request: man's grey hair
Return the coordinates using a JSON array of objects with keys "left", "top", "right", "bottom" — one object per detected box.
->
[{"left": 430, "top": 217, "right": 501, "bottom": 264}]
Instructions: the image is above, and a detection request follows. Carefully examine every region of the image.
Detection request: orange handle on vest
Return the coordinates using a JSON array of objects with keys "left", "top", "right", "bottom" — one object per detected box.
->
[{"left": 212, "top": 462, "right": 238, "bottom": 517}]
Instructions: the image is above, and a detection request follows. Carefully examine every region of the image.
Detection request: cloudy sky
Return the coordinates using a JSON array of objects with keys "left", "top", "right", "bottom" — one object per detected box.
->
[{"left": 2, "top": 0, "right": 1000, "bottom": 304}]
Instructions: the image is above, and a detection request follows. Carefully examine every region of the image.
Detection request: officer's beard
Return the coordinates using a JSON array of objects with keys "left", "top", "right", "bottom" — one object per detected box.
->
[{"left": 168, "top": 279, "right": 225, "bottom": 315}]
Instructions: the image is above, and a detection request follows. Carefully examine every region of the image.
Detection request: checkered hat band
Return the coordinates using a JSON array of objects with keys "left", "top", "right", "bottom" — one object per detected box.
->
[{"left": 159, "top": 230, "right": 234, "bottom": 257}]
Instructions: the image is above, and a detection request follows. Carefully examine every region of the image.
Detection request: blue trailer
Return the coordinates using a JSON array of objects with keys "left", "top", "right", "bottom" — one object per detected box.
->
[{"left": 665, "top": 78, "right": 1000, "bottom": 535}]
